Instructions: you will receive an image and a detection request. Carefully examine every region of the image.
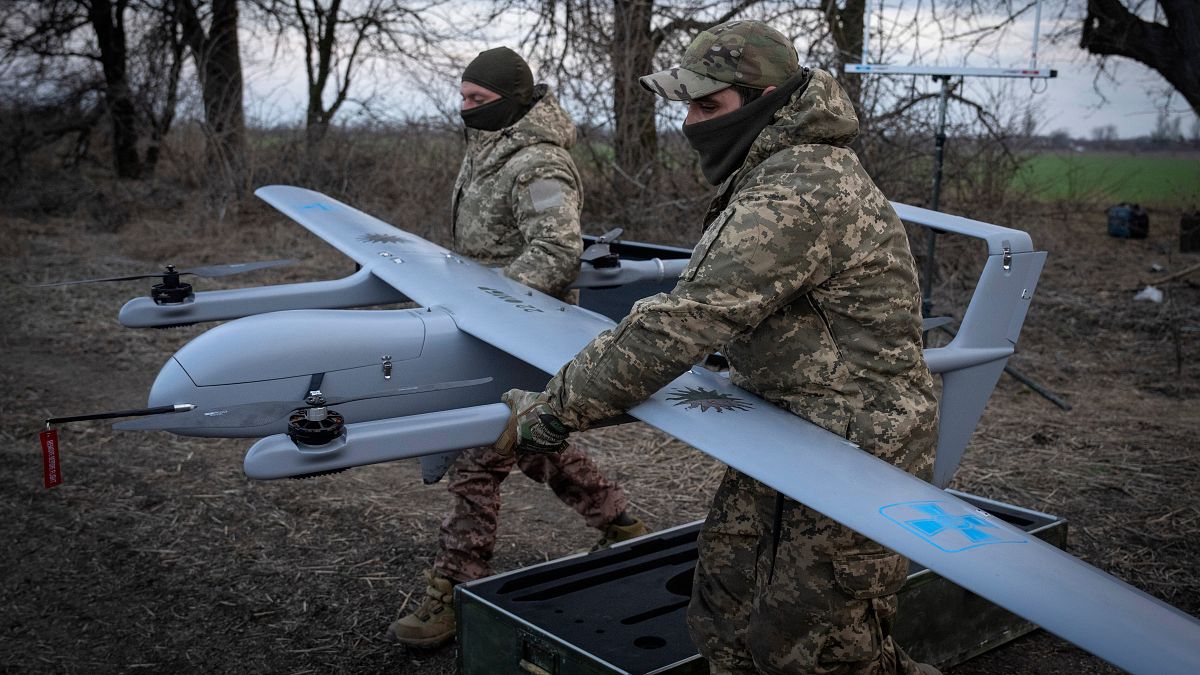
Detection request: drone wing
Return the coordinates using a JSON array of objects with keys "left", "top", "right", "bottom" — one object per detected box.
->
[
  {"left": 255, "top": 186, "right": 614, "bottom": 372},
  {"left": 254, "top": 185, "right": 1200, "bottom": 673}
]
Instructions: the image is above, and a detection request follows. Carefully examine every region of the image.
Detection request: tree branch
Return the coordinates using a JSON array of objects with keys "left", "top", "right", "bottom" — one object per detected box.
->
[
  {"left": 651, "top": 0, "right": 768, "bottom": 47},
  {"left": 1081, "top": 0, "right": 1200, "bottom": 113}
]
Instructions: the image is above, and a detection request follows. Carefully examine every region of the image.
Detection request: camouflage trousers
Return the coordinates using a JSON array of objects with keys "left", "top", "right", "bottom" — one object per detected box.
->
[
  {"left": 434, "top": 442, "right": 627, "bottom": 583},
  {"left": 688, "top": 468, "right": 925, "bottom": 675}
]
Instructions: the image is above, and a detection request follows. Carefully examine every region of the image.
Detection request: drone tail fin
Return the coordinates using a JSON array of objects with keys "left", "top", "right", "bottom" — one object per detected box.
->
[{"left": 918, "top": 235, "right": 1047, "bottom": 487}]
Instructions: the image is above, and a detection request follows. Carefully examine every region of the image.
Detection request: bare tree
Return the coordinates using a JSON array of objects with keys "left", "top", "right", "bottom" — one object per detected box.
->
[
  {"left": 1080, "top": 0, "right": 1200, "bottom": 116},
  {"left": 86, "top": 0, "right": 143, "bottom": 177},
  {"left": 174, "top": 0, "right": 246, "bottom": 186},
  {"left": 1, "top": 0, "right": 186, "bottom": 179},
  {"left": 513, "top": 0, "right": 807, "bottom": 220},
  {"left": 1150, "top": 109, "right": 1183, "bottom": 143},
  {"left": 0, "top": 75, "right": 103, "bottom": 180},
  {"left": 608, "top": 0, "right": 658, "bottom": 194},
  {"left": 2, "top": 0, "right": 142, "bottom": 177},
  {"left": 254, "top": 0, "right": 445, "bottom": 151},
  {"left": 134, "top": 1, "right": 185, "bottom": 172},
  {"left": 818, "top": 0, "right": 865, "bottom": 115},
  {"left": 1091, "top": 124, "right": 1117, "bottom": 142}
]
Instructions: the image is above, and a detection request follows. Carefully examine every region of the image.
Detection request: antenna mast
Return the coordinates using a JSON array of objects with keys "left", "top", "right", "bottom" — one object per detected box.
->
[{"left": 845, "top": 0, "right": 1066, "bottom": 409}]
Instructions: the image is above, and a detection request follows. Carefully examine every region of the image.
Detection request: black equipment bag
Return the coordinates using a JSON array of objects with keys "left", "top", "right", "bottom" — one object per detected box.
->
[{"left": 1106, "top": 203, "right": 1149, "bottom": 239}]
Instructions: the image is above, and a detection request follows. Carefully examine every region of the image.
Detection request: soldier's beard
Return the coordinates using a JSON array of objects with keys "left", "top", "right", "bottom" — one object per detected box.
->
[
  {"left": 682, "top": 71, "right": 810, "bottom": 185},
  {"left": 461, "top": 96, "right": 530, "bottom": 132}
]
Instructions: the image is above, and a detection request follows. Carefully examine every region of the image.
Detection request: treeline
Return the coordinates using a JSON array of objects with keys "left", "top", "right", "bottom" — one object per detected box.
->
[
  {"left": 1027, "top": 109, "right": 1200, "bottom": 152},
  {"left": 1, "top": 1, "right": 1194, "bottom": 231}
]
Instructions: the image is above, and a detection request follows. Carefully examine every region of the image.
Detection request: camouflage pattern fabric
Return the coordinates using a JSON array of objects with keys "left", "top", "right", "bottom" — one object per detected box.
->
[
  {"left": 690, "top": 468, "right": 927, "bottom": 674},
  {"left": 544, "top": 68, "right": 937, "bottom": 472},
  {"left": 640, "top": 20, "right": 800, "bottom": 101},
  {"left": 435, "top": 87, "right": 627, "bottom": 584},
  {"left": 452, "top": 85, "right": 584, "bottom": 298},
  {"left": 541, "top": 68, "right": 937, "bottom": 671},
  {"left": 434, "top": 442, "right": 628, "bottom": 583}
]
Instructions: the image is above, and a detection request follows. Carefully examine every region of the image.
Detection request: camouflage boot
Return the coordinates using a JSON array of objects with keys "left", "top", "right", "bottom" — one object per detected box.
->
[
  {"left": 590, "top": 517, "right": 649, "bottom": 551},
  {"left": 387, "top": 569, "right": 456, "bottom": 647}
]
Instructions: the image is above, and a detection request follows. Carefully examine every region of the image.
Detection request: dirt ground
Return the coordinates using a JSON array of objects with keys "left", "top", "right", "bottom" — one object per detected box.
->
[{"left": 1, "top": 199, "right": 1197, "bottom": 674}]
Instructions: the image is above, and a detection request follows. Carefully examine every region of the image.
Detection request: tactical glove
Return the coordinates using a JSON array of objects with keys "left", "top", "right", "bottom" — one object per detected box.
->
[{"left": 496, "top": 388, "right": 571, "bottom": 456}]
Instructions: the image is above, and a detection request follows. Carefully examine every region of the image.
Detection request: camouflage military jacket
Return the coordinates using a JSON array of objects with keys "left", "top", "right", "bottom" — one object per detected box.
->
[
  {"left": 543, "top": 69, "right": 938, "bottom": 474},
  {"left": 452, "top": 86, "right": 584, "bottom": 297}
]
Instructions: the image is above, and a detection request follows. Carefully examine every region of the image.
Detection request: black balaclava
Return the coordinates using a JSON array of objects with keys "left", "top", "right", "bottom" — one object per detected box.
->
[
  {"left": 461, "top": 47, "right": 535, "bottom": 132},
  {"left": 682, "top": 69, "right": 811, "bottom": 185}
]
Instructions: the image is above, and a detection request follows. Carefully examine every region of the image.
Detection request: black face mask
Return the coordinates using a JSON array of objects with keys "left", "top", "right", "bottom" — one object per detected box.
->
[
  {"left": 682, "top": 71, "right": 810, "bottom": 185},
  {"left": 461, "top": 96, "right": 529, "bottom": 132}
]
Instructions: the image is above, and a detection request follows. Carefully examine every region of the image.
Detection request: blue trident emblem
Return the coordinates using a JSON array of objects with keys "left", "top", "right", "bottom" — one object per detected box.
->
[
  {"left": 880, "top": 501, "right": 1028, "bottom": 552},
  {"left": 300, "top": 202, "right": 332, "bottom": 211}
]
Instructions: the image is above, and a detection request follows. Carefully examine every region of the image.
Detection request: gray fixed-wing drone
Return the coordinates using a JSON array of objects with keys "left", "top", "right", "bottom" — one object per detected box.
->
[{"left": 47, "top": 185, "right": 1199, "bottom": 673}]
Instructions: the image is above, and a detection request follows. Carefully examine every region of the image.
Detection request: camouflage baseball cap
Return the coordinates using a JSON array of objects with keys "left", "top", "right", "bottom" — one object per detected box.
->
[{"left": 640, "top": 20, "right": 799, "bottom": 101}]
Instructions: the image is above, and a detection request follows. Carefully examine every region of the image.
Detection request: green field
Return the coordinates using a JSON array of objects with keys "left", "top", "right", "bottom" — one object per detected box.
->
[{"left": 1012, "top": 152, "right": 1200, "bottom": 209}]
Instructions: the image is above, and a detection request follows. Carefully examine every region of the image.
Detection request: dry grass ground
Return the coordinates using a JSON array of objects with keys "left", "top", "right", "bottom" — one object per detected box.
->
[{"left": 1, "top": 193, "right": 1197, "bottom": 673}]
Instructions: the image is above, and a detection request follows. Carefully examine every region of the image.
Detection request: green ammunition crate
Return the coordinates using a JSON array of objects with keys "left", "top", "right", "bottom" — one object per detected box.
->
[{"left": 458, "top": 490, "right": 1067, "bottom": 674}]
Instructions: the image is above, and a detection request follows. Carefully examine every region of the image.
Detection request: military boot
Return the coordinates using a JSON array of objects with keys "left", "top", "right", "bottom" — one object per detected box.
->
[
  {"left": 387, "top": 569, "right": 456, "bottom": 647},
  {"left": 590, "top": 517, "right": 650, "bottom": 551}
]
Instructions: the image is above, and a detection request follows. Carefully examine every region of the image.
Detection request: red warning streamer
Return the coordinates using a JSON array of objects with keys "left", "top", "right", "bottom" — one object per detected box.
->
[{"left": 40, "top": 428, "right": 63, "bottom": 489}]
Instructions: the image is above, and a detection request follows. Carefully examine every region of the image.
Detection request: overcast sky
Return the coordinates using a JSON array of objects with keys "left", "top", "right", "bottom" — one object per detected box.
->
[{"left": 1023, "top": 57, "right": 1192, "bottom": 138}]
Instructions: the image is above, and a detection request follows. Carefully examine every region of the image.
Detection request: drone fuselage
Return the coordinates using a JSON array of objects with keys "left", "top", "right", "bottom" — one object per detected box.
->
[{"left": 143, "top": 307, "right": 549, "bottom": 437}]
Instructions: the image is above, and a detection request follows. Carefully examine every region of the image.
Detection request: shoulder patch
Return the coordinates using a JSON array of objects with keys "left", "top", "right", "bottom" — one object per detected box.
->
[{"left": 528, "top": 179, "right": 566, "bottom": 213}]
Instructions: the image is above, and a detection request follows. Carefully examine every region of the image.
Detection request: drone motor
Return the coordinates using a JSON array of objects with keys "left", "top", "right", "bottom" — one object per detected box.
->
[
  {"left": 150, "top": 265, "right": 194, "bottom": 304},
  {"left": 286, "top": 392, "right": 346, "bottom": 446},
  {"left": 286, "top": 408, "right": 346, "bottom": 446}
]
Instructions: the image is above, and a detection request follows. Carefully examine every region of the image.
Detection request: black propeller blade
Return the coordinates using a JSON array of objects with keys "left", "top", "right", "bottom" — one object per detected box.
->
[
  {"left": 182, "top": 260, "right": 299, "bottom": 278},
  {"left": 113, "top": 377, "right": 494, "bottom": 432},
  {"left": 46, "top": 404, "right": 198, "bottom": 427},
  {"left": 581, "top": 227, "right": 624, "bottom": 267},
  {"left": 36, "top": 259, "right": 298, "bottom": 287}
]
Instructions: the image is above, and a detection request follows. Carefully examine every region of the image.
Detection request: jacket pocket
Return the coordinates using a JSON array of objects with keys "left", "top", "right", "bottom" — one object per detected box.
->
[
  {"left": 831, "top": 550, "right": 908, "bottom": 600},
  {"left": 681, "top": 210, "right": 733, "bottom": 281}
]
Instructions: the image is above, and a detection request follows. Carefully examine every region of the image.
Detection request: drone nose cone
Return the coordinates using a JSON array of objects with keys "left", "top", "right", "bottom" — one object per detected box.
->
[{"left": 146, "top": 357, "right": 199, "bottom": 409}]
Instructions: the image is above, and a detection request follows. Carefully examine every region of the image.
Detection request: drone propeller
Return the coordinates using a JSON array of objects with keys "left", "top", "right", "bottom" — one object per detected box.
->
[
  {"left": 46, "top": 404, "right": 198, "bottom": 427},
  {"left": 36, "top": 259, "right": 298, "bottom": 287},
  {"left": 113, "top": 377, "right": 494, "bottom": 432},
  {"left": 39, "top": 403, "right": 200, "bottom": 488},
  {"left": 581, "top": 227, "right": 623, "bottom": 268}
]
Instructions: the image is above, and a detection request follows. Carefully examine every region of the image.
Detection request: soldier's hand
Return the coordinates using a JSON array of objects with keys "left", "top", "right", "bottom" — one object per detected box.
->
[{"left": 496, "top": 389, "right": 571, "bottom": 456}]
